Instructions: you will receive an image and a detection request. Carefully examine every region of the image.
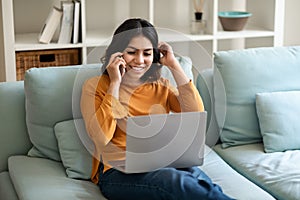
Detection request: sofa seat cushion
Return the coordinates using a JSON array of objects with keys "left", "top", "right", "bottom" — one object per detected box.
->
[
  {"left": 8, "top": 156, "right": 105, "bottom": 200},
  {"left": 200, "top": 146, "right": 275, "bottom": 200},
  {"left": 6, "top": 149, "right": 275, "bottom": 200},
  {"left": 214, "top": 143, "right": 300, "bottom": 200},
  {"left": 0, "top": 171, "right": 18, "bottom": 200}
]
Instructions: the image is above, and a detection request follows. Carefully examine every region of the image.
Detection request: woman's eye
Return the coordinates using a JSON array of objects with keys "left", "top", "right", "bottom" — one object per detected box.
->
[
  {"left": 127, "top": 52, "right": 135, "bottom": 55},
  {"left": 144, "top": 52, "right": 152, "bottom": 56}
]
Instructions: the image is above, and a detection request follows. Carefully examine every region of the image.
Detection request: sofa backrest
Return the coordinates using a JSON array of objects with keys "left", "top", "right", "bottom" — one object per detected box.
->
[
  {"left": 213, "top": 46, "right": 300, "bottom": 148},
  {"left": 24, "top": 64, "right": 101, "bottom": 161},
  {"left": 0, "top": 81, "right": 32, "bottom": 172}
]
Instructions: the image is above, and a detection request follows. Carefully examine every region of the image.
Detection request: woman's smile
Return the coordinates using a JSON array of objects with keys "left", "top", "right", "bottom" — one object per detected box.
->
[{"left": 128, "top": 65, "right": 147, "bottom": 72}]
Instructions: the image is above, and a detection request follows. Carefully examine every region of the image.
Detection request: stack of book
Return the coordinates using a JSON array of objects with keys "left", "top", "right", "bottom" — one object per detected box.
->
[{"left": 38, "top": 0, "right": 81, "bottom": 44}]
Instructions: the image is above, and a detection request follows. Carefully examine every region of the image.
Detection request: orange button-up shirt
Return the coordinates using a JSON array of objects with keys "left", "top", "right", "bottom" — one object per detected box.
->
[{"left": 80, "top": 75, "right": 204, "bottom": 184}]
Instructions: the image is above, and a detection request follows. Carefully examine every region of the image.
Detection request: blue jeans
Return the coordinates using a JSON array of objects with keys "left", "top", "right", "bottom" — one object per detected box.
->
[{"left": 98, "top": 164, "right": 234, "bottom": 200}]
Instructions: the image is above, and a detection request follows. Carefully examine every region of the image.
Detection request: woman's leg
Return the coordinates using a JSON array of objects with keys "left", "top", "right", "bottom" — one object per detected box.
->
[{"left": 98, "top": 165, "right": 234, "bottom": 200}]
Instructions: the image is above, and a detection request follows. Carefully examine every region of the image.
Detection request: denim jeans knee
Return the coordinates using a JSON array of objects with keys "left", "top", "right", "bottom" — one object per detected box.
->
[{"left": 98, "top": 165, "right": 234, "bottom": 200}]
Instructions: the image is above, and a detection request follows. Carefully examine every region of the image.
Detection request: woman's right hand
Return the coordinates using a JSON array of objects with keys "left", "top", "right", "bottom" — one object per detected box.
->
[{"left": 106, "top": 52, "right": 127, "bottom": 84}]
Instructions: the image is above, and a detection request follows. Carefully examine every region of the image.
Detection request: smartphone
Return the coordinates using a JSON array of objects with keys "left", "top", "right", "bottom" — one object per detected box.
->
[
  {"left": 119, "top": 55, "right": 126, "bottom": 76},
  {"left": 119, "top": 65, "right": 125, "bottom": 76}
]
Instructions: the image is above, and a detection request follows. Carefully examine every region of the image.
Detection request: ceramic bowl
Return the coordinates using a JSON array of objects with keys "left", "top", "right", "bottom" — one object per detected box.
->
[{"left": 218, "top": 11, "right": 252, "bottom": 31}]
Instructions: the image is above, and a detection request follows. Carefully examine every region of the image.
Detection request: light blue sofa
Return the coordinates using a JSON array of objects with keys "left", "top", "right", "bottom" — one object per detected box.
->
[
  {"left": 1, "top": 47, "right": 294, "bottom": 200},
  {"left": 197, "top": 46, "right": 300, "bottom": 200}
]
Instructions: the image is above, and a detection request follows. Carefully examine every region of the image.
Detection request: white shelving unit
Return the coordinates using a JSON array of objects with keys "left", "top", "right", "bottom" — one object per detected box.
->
[{"left": 0, "top": 0, "right": 285, "bottom": 82}]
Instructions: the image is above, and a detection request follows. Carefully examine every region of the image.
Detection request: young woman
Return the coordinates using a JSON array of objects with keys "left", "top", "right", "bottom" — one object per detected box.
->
[{"left": 81, "top": 18, "right": 233, "bottom": 200}]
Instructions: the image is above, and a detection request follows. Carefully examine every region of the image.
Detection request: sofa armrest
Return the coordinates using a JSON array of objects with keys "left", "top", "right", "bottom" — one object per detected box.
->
[{"left": 0, "top": 81, "right": 32, "bottom": 172}]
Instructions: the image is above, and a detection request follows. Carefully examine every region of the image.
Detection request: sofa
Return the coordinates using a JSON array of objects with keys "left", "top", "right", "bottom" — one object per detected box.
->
[
  {"left": 197, "top": 46, "right": 300, "bottom": 200},
  {"left": 0, "top": 46, "right": 298, "bottom": 200}
]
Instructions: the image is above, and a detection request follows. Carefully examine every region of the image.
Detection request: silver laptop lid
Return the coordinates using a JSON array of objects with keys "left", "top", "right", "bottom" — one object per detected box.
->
[{"left": 120, "top": 111, "right": 207, "bottom": 173}]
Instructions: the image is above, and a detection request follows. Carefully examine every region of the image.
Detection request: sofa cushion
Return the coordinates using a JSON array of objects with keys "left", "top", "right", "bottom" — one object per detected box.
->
[
  {"left": 0, "top": 81, "right": 32, "bottom": 172},
  {"left": 214, "top": 46, "right": 300, "bottom": 148},
  {"left": 8, "top": 155, "right": 105, "bottom": 200},
  {"left": 7, "top": 152, "right": 275, "bottom": 200},
  {"left": 24, "top": 65, "right": 101, "bottom": 161},
  {"left": 200, "top": 146, "right": 275, "bottom": 200},
  {"left": 196, "top": 69, "right": 220, "bottom": 147},
  {"left": 0, "top": 171, "right": 18, "bottom": 200},
  {"left": 214, "top": 143, "right": 300, "bottom": 200},
  {"left": 256, "top": 91, "right": 300, "bottom": 152},
  {"left": 54, "top": 119, "right": 94, "bottom": 179}
]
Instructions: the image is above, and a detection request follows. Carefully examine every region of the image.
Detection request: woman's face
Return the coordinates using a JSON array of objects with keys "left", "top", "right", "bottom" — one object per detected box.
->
[{"left": 122, "top": 35, "right": 154, "bottom": 79}]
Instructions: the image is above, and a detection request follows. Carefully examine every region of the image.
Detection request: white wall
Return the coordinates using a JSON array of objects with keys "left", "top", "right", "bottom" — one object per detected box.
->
[{"left": 284, "top": 0, "right": 300, "bottom": 46}]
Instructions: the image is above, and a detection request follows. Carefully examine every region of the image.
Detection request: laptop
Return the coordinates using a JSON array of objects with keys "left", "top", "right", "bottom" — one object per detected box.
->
[{"left": 108, "top": 111, "right": 207, "bottom": 173}]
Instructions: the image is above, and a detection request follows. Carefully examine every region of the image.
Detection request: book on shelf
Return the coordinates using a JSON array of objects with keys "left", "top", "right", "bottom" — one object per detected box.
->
[
  {"left": 72, "top": 0, "right": 81, "bottom": 44},
  {"left": 38, "top": 6, "right": 63, "bottom": 44},
  {"left": 58, "top": 1, "right": 74, "bottom": 44}
]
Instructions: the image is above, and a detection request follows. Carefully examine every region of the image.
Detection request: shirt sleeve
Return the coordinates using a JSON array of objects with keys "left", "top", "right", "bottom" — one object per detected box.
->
[
  {"left": 80, "top": 76, "right": 127, "bottom": 151},
  {"left": 168, "top": 80, "right": 204, "bottom": 112}
]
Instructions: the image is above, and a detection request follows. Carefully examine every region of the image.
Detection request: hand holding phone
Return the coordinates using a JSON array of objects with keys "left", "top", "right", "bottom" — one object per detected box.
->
[
  {"left": 119, "top": 64, "right": 126, "bottom": 76},
  {"left": 116, "top": 55, "right": 126, "bottom": 76},
  {"left": 106, "top": 53, "right": 126, "bottom": 82}
]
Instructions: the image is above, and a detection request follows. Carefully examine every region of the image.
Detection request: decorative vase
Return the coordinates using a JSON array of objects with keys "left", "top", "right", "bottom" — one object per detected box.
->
[{"left": 191, "top": 12, "right": 206, "bottom": 35}]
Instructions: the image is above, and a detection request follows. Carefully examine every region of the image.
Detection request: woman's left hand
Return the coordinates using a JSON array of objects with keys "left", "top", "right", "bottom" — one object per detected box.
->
[
  {"left": 158, "top": 41, "right": 189, "bottom": 86},
  {"left": 158, "top": 42, "right": 180, "bottom": 70}
]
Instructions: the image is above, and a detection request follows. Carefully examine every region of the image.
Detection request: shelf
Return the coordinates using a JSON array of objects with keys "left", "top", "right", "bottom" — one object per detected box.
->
[
  {"left": 85, "top": 30, "right": 112, "bottom": 48},
  {"left": 15, "top": 28, "right": 274, "bottom": 51},
  {"left": 0, "top": 0, "right": 285, "bottom": 81},
  {"left": 85, "top": 28, "right": 215, "bottom": 48},
  {"left": 15, "top": 33, "right": 83, "bottom": 51},
  {"left": 216, "top": 26, "right": 275, "bottom": 40},
  {"left": 157, "top": 28, "right": 214, "bottom": 43}
]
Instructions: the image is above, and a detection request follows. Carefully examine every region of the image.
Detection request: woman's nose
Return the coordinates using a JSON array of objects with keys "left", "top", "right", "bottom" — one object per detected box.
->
[{"left": 134, "top": 53, "right": 144, "bottom": 64}]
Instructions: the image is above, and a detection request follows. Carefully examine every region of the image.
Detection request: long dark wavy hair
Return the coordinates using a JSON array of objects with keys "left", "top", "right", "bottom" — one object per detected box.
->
[{"left": 101, "top": 18, "right": 162, "bottom": 82}]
